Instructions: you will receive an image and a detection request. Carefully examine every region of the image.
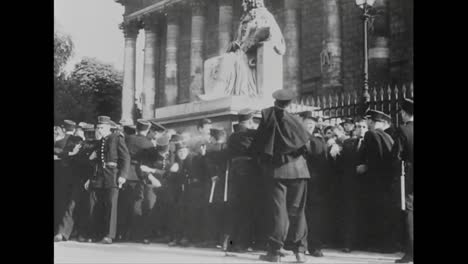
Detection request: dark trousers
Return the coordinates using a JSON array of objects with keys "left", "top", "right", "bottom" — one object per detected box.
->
[
  {"left": 56, "top": 180, "right": 86, "bottom": 240},
  {"left": 340, "top": 177, "right": 360, "bottom": 249},
  {"left": 132, "top": 184, "right": 158, "bottom": 240},
  {"left": 204, "top": 202, "right": 225, "bottom": 242},
  {"left": 117, "top": 181, "right": 139, "bottom": 239},
  {"left": 181, "top": 184, "right": 205, "bottom": 241},
  {"left": 83, "top": 187, "right": 119, "bottom": 239},
  {"left": 266, "top": 178, "right": 308, "bottom": 254},
  {"left": 305, "top": 180, "right": 325, "bottom": 251},
  {"left": 360, "top": 176, "right": 399, "bottom": 249}
]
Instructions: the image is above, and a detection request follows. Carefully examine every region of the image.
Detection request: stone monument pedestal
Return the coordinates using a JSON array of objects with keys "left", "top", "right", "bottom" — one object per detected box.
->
[{"left": 152, "top": 43, "right": 284, "bottom": 135}]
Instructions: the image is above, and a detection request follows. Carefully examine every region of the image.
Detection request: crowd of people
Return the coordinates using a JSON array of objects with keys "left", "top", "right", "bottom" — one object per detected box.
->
[{"left": 54, "top": 89, "right": 413, "bottom": 263}]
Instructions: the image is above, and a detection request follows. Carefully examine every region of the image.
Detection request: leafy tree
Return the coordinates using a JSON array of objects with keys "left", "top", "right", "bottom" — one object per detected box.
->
[
  {"left": 69, "top": 57, "right": 123, "bottom": 122},
  {"left": 54, "top": 28, "right": 74, "bottom": 77}
]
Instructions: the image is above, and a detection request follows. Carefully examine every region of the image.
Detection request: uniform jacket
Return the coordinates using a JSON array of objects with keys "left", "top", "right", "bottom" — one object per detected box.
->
[
  {"left": 393, "top": 121, "right": 413, "bottom": 193},
  {"left": 227, "top": 125, "right": 256, "bottom": 158},
  {"left": 91, "top": 133, "right": 130, "bottom": 188},
  {"left": 251, "top": 106, "right": 310, "bottom": 179},
  {"left": 359, "top": 129, "right": 396, "bottom": 184},
  {"left": 125, "top": 134, "right": 154, "bottom": 181},
  {"left": 305, "top": 134, "right": 329, "bottom": 183}
]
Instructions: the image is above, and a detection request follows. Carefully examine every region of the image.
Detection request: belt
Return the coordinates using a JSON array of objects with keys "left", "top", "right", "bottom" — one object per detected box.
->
[{"left": 232, "top": 156, "right": 252, "bottom": 162}]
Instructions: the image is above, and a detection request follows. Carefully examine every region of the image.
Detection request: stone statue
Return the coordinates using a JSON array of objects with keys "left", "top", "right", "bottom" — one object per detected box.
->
[
  {"left": 200, "top": 0, "right": 285, "bottom": 100},
  {"left": 320, "top": 40, "right": 332, "bottom": 73}
]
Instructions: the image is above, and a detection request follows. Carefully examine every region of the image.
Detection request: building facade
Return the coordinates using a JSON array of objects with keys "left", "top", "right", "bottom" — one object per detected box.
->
[{"left": 115, "top": 0, "right": 413, "bottom": 121}]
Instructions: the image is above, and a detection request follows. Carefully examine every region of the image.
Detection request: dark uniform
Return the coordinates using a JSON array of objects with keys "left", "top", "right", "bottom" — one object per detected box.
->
[
  {"left": 339, "top": 136, "right": 364, "bottom": 250},
  {"left": 393, "top": 99, "right": 413, "bottom": 263},
  {"left": 226, "top": 121, "right": 260, "bottom": 250},
  {"left": 304, "top": 131, "right": 330, "bottom": 254},
  {"left": 82, "top": 117, "right": 130, "bottom": 242},
  {"left": 358, "top": 111, "right": 398, "bottom": 251},
  {"left": 135, "top": 136, "right": 171, "bottom": 242},
  {"left": 54, "top": 120, "right": 76, "bottom": 232},
  {"left": 202, "top": 138, "right": 229, "bottom": 246},
  {"left": 177, "top": 148, "right": 207, "bottom": 244},
  {"left": 251, "top": 90, "right": 310, "bottom": 259},
  {"left": 57, "top": 136, "right": 97, "bottom": 240},
  {"left": 117, "top": 123, "right": 154, "bottom": 241}
]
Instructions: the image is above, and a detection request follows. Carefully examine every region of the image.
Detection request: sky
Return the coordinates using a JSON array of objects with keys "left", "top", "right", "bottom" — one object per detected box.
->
[{"left": 54, "top": 0, "right": 145, "bottom": 93}]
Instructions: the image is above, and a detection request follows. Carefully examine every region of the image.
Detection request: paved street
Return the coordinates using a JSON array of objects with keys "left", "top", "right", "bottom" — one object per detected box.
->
[{"left": 54, "top": 241, "right": 403, "bottom": 264}]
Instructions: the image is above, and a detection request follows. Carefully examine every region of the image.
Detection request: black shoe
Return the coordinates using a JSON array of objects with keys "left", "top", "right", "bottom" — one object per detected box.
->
[
  {"left": 295, "top": 252, "right": 307, "bottom": 263},
  {"left": 342, "top": 247, "right": 352, "bottom": 253},
  {"left": 309, "top": 249, "right": 324, "bottom": 257},
  {"left": 77, "top": 236, "right": 92, "bottom": 243},
  {"left": 259, "top": 252, "right": 281, "bottom": 262},
  {"left": 54, "top": 234, "right": 64, "bottom": 242},
  {"left": 100, "top": 237, "right": 112, "bottom": 244},
  {"left": 168, "top": 240, "right": 178, "bottom": 247},
  {"left": 395, "top": 254, "right": 413, "bottom": 263},
  {"left": 143, "top": 239, "right": 151, "bottom": 245}
]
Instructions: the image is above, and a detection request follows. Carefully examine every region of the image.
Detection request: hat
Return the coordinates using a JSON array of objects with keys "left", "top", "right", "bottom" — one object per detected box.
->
[
  {"left": 368, "top": 110, "right": 391, "bottom": 123},
  {"left": 63, "top": 120, "right": 76, "bottom": 130},
  {"left": 210, "top": 128, "right": 226, "bottom": 141},
  {"left": 136, "top": 119, "right": 151, "bottom": 131},
  {"left": 399, "top": 98, "right": 413, "bottom": 115},
  {"left": 97, "top": 116, "right": 111, "bottom": 125},
  {"left": 77, "top": 122, "right": 87, "bottom": 128},
  {"left": 340, "top": 118, "right": 354, "bottom": 126},
  {"left": 119, "top": 119, "right": 134, "bottom": 127},
  {"left": 238, "top": 108, "right": 255, "bottom": 122},
  {"left": 197, "top": 118, "right": 212, "bottom": 128},
  {"left": 364, "top": 110, "right": 378, "bottom": 119},
  {"left": 272, "top": 89, "right": 296, "bottom": 101},
  {"left": 149, "top": 120, "right": 166, "bottom": 132},
  {"left": 170, "top": 134, "right": 183, "bottom": 143},
  {"left": 298, "top": 111, "right": 318, "bottom": 122},
  {"left": 175, "top": 142, "right": 188, "bottom": 151},
  {"left": 82, "top": 123, "right": 95, "bottom": 131},
  {"left": 155, "top": 135, "right": 170, "bottom": 152}
]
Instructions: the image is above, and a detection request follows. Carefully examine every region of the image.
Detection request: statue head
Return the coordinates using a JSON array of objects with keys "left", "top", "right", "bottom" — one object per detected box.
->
[{"left": 242, "top": 0, "right": 265, "bottom": 12}]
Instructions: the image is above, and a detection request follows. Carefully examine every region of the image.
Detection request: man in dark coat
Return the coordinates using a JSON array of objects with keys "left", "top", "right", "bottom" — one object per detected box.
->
[
  {"left": 299, "top": 111, "right": 328, "bottom": 257},
  {"left": 357, "top": 110, "right": 398, "bottom": 252},
  {"left": 339, "top": 118, "right": 368, "bottom": 252},
  {"left": 54, "top": 120, "right": 77, "bottom": 232},
  {"left": 225, "top": 109, "right": 260, "bottom": 252},
  {"left": 393, "top": 99, "right": 414, "bottom": 263},
  {"left": 252, "top": 89, "right": 310, "bottom": 263},
  {"left": 117, "top": 119, "right": 154, "bottom": 243},
  {"left": 81, "top": 116, "right": 130, "bottom": 244}
]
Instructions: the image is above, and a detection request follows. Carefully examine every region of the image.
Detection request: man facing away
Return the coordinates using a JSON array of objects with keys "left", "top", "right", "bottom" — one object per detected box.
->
[
  {"left": 393, "top": 99, "right": 414, "bottom": 263},
  {"left": 251, "top": 89, "right": 310, "bottom": 263}
]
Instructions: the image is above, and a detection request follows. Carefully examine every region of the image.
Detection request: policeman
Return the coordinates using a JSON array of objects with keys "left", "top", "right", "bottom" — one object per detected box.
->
[
  {"left": 117, "top": 119, "right": 154, "bottom": 243},
  {"left": 224, "top": 109, "right": 259, "bottom": 252},
  {"left": 54, "top": 120, "right": 77, "bottom": 231},
  {"left": 252, "top": 89, "right": 310, "bottom": 263},
  {"left": 393, "top": 99, "right": 413, "bottom": 263},
  {"left": 82, "top": 116, "right": 130, "bottom": 244},
  {"left": 357, "top": 110, "right": 398, "bottom": 252},
  {"left": 299, "top": 111, "right": 328, "bottom": 257},
  {"left": 201, "top": 128, "right": 229, "bottom": 248},
  {"left": 136, "top": 134, "right": 172, "bottom": 244},
  {"left": 339, "top": 118, "right": 368, "bottom": 253}
]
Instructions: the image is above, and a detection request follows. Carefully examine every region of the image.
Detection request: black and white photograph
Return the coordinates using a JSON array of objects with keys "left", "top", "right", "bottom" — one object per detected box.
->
[{"left": 54, "top": 0, "right": 413, "bottom": 263}]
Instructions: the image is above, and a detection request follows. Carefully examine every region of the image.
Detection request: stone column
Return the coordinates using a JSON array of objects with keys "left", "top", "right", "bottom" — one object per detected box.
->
[
  {"left": 321, "top": 0, "right": 342, "bottom": 89},
  {"left": 189, "top": 0, "right": 206, "bottom": 101},
  {"left": 218, "top": 0, "right": 233, "bottom": 54},
  {"left": 283, "top": 0, "right": 300, "bottom": 92},
  {"left": 164, "top": 6, "right": 180, "bottom": 106},
  {"left": 369, "top": 0, "right": 390, "bottom": 85},
  {"left": 120, "top": 21, "right": 140, "bottom": 122},
  {"left": 141, "top": 15, "right": 159, "bottom": 119}
]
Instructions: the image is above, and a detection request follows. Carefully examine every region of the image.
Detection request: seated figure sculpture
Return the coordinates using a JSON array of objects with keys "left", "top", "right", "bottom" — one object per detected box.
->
[{"left": 199, "top": 0, "right": 285, "bottom": 100}]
